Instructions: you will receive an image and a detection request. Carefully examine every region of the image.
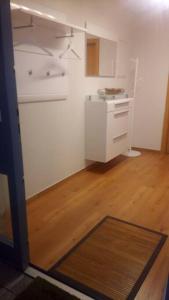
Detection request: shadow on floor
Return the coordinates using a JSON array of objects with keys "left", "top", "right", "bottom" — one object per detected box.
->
[{"left": 0, "top": 261, "right": 33, "bottom": 300}]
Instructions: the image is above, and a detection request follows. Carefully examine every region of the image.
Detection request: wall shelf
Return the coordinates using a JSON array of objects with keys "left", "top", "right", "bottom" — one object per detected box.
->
[{"left": 11, "top": 2, "right": 87, "bottom": 37}]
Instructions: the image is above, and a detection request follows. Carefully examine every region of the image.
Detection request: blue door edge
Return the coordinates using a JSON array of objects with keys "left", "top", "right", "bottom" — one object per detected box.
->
[{"left": 0, "top": 0, "right": 29, "bottom": 270}]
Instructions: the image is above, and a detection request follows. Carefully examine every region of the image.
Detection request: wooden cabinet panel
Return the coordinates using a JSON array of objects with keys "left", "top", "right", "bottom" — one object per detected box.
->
[{"left": 86, "top": 38, "right": 99, "bottom": 76}]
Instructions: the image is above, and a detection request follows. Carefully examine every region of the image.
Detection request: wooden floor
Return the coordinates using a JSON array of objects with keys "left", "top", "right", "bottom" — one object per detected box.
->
[
  {"left": 0, "top": 211, "right": 13, "bottom": 241},
  {"left": 27, "top": 150, "right": 169, "bottom": 300}
]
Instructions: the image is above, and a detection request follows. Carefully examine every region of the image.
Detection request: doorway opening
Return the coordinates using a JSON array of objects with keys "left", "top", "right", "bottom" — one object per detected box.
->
[{"left": 5, "top": 0, "right": 169, "bottom": 299}]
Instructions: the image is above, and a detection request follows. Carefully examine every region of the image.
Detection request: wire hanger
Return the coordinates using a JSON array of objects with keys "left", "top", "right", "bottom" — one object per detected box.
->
[
  {"left": 14, "top": 42, "right": 54, "bottom": 57},
  {"left": 59, "top": 42, "right": 81, "bottom": 60},
  {"left": 13, "top": 15, "right": 53, "bottom": 57},
  {"left": 13, "top": 15, "right": 54, "bottom": 57},
  {"left": 59, "top": 30, "right": 81, "bottom": 60}
]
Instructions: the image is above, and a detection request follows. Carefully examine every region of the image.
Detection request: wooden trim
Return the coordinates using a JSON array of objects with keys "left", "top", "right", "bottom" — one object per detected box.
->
[
  {"left": 27, "top": 163, "right": 95, "bottom": 203},
  {"left": 27, "top": 148, "right": 158, "bottom": 204},
  {"left": 161, "top": 76, "right": 169, "bottom": 153},
  {"left": 27, "top": 155, "right": 128, "bottom": 204},
  {"left": 86, "top": 38, "right": 99, "bottom": 76},
  {"left": 133, "top": 147, "right": 160, "bottom": 153}
]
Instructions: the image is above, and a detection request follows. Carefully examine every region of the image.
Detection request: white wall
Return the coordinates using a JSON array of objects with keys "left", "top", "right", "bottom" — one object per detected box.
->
[
  {"left": 13, "top": 0, "right": 130, "bottom": 199},
  {"left": 17, "top": 32, "right": 87, "bottom": 198},
  {"left": 131, "top": 12, "right": 169, "bottom": 150},
  {"left": 14, "top": 0, "right": 132, "bottom": 38},
  {"left": 13, "top": 1, "right": 169, "bottom": 199}
]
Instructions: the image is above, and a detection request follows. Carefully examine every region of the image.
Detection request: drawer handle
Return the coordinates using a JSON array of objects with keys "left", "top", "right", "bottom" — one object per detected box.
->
[
  {"left": 114, "top": 102, "right": 129, "bottom": 108},
  {"left": 113, "top": 132, "right": 128, "bottom": 141},
  {"left": 114, "top": 110, "right": 129, "bottom": 117}
]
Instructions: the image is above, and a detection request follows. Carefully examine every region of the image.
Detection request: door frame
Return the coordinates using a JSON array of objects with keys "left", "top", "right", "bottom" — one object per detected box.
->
[
  {"left": 161, "top": 76, "right": 169, "bottom": 153},
  {"left": 0, "top": 0, "right": 29, "bottom": 270}
]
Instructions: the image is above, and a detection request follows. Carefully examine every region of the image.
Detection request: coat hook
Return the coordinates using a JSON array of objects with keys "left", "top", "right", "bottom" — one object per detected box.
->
[{"left": 28, "top": 70, "right": 33, "bottom": 76}]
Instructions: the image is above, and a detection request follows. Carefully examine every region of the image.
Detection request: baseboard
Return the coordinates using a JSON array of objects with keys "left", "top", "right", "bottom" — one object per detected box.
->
[
  {"left": 27, "top": 149, "right": 161, "bottom": 204},
  {"left": 27, "top": 162, "right": 94, "bottom": 203},
  {"left": 132, "top": 147, "right": 161, "bottom": 153}
]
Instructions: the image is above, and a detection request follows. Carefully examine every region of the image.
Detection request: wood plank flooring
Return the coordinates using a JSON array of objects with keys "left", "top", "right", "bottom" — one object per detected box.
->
[{"left": 27, "top": 151, "right": 169, "bottom": 300}]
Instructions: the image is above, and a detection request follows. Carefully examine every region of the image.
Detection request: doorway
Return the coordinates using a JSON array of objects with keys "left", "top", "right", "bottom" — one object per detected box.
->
[
  {"left": 4, "top": 1, "right": 169, "bottom": 299},
  {"left": 161, "top": 76, "right": 169, "bottom": 153}
]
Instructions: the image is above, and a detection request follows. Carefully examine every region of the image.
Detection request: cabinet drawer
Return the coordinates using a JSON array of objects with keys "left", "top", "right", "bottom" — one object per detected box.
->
[
  {"left": 107, "top": 100, "right": 130, "bottom": 112},
  {"left": 111, "top": 132, "right": 128, "bottom": 158},
  {"left": 112, "top": 109, "right": 129, "bottom": 137},
  {"left": 114, "top": 101, "right": 130, "bottom": 111}
]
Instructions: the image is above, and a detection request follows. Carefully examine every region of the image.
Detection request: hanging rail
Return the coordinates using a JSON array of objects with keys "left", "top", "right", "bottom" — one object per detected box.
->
[
  {"left": 55, "top": 28, "right": 74, "bottom": 39},
  {"left": 14, "top": 45, "right": 54, "bottom": 57},
  {"left": 13, "top": 15, "right": 34, "bottom": 30}
]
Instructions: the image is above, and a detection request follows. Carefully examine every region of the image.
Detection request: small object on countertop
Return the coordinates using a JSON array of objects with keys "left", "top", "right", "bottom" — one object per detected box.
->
[
  {"left": 105, "top": 88, "right": 125, "bottom": 95},
  {"left": 97, "top": 88, "right": 125, "bottom": 96},
  {"left": 97, "top": 89, "right": 106, "bottom": 96}
]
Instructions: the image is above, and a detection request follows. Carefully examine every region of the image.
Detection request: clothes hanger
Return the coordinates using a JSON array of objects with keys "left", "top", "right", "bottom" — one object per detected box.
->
[
  {"left": 59, "top": 30, "right": 81, "bottom": 60},
  {"left": 59, "top": 41, "right": 81, "bottom": 60},
  {"left": 13, "top": 15, "right": 54, "bottom": 57},
  {"left": 14, "top": 42, "right": 54, "bottom": 57}
]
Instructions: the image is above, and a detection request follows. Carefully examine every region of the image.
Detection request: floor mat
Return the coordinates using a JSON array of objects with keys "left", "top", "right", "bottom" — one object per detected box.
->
[
  {"left": 49, "top": 216, "right": 167, "bottom": 300},
  {"left": 14, "top": 276, "right": 80, "bottom": 300}
]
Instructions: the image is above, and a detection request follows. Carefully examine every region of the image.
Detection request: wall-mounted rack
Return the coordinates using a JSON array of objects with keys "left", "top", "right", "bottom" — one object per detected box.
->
[
  {"left": 11, "top": 2, "right": 87, "bottom": 37},
  {"left": 14, "top": 42, "right": 54, "bottom": 57},
  {"left": 18, "top": 94, "right": 67, "bottom": 104},
  {"left": 13, "top": 15, "right": 34, "bottom": 30},
  {"left": 11, "top": 4, "right": 83, "bottom": 60},
  {"left": 55, "top": 28, "right": 74, "bottom": 39}
]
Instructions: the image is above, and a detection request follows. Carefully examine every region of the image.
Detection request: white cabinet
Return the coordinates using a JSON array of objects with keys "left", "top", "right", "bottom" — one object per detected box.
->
[{"left": 85, "top": 98, "right": 133, "bottom": 162}]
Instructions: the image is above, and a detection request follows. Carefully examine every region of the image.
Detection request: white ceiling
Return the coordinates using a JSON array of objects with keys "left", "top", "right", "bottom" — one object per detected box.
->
[
  {"left": 82, "top": 0, "right": 169, "bottom": 36},
  {"left": 83, "top": 0, "right": 169, "bottom": 23}
]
